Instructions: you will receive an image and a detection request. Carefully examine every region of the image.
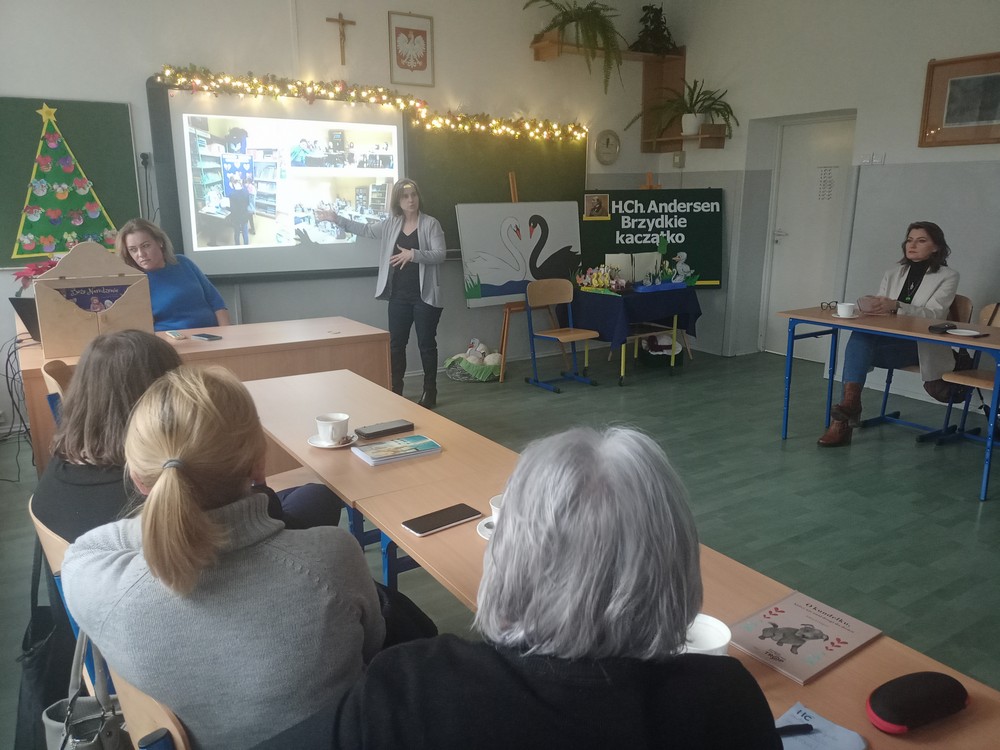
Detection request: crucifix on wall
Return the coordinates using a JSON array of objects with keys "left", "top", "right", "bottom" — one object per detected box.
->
[{"left": 326, "top": 12, "right": 356, "bottom": 66}]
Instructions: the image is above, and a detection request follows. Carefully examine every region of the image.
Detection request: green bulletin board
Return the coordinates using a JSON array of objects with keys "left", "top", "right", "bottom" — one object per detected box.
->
[
  {"left": 404, "top": 121, "right": 587, "bottom": 249},
  {"left": 580, "top": 188, "right": 724, "bottom": 287},
  {"left": 0, "top": 97, "right": 139, "bottom": 268}
]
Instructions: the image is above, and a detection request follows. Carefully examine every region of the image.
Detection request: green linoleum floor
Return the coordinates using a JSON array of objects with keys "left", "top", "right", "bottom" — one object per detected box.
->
[{"left": 3, "top": 350, "right": 998, "bottom": 743}]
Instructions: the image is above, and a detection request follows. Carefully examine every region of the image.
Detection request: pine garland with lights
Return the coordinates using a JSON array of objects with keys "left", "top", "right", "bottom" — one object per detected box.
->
[{"left": 154, "top": 65, "right": 587, "bottom": 143}]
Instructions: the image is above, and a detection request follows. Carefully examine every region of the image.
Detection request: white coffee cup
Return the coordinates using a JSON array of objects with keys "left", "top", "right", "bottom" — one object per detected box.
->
[
  {"left": 836, "top": 302, "right": 856, "bottom": 318},
  {"left": 681, "top": 613, "right": 731, "bottom": 656},
  {"left": 489, "top": 494, "right": 504, "bottom": 524},
  {"left": 316, "top": 412, "right": 350, "bottom": 444}
]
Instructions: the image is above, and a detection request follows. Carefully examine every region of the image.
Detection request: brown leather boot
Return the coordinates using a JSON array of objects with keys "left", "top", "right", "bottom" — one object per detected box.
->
[
  {"left": 831, "top": 382, "right": 863, "bottom": 427},
  {"left": 817, "top": 418, "right": 853, "bottom": 447}
]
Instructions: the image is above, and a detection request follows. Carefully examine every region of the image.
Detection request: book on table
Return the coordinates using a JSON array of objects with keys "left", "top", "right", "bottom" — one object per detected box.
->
[
  {"left": 729, "top": 591, "right": 882, "bottom": 685},
  {"left": 351, "top": 435, "right": 441, "bottom": 465}
]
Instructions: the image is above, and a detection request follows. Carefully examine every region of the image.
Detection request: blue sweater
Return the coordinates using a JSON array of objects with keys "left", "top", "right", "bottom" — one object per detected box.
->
[{"left": 147, "top": 255, "right": 226, "bottom": 331}]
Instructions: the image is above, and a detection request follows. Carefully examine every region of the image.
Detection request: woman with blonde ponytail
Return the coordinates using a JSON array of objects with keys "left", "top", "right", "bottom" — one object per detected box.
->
[{"left": 62, "top": 366, "right": 385, "bottom": 748}]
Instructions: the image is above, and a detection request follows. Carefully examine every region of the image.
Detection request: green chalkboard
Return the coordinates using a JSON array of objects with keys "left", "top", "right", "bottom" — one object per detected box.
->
[
  {"left": 403, "top": 121, "right": 587, "bottom": 249},
  {"left": 1, "top": 97, "right": 139, "bottom": 268}
]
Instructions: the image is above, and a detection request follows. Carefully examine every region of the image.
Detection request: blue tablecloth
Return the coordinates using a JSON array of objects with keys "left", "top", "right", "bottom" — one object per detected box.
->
[{"left": 570, "top": 288, "right": 701, "bottom": 347}]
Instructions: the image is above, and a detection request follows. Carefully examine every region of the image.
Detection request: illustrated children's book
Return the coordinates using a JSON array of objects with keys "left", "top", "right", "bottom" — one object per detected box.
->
[
  {"left": 351, "top": 434, "right": 441, "bottom": 466},
  {"left": 730, "top": 591, "right": 882, "bottom": 685}
]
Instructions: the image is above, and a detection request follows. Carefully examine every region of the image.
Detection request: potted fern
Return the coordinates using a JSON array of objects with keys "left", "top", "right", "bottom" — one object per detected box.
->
[
  {"left": 524, "top": 0, "right": 625, "bottom": 93},
  {"left": 629, "top": 4, "right": 678, "bottom": 55},
  {"left": 626, "top": 78, "right": 739, "bottom": 137}
]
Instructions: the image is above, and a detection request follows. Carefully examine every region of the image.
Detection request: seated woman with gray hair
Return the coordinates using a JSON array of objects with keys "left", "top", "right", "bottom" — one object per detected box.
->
[{"left": 332, "top": 426, "right": 780, "bottom": 749}]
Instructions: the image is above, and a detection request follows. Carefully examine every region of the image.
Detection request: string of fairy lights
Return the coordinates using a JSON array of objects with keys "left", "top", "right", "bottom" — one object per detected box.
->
[{"left": 154, "top": 65, "right": 588, "bottom": 143}]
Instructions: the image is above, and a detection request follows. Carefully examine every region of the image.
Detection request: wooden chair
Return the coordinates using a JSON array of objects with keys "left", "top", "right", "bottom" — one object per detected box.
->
[
  {"left": 523, "top": 279, "right": 600, "bottom": 393},
  {"left": 940, "top": 303, "right": 1000, "bottom": 443},
  {"left": 30, "top": 498, "right": 191, "bottom": 750},
  {"left": 862, "top": 293, "right": 972, "bottom": 438},
  {"left": 107, "top": 665, "right": 192, "bottom": 750}
]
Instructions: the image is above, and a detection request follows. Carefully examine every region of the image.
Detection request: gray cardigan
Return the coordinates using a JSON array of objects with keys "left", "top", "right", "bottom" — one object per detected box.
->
[
  {"left": 340, "top": 212, "right": 446, "bottom": 307},
  {"left": 62, "top": 494, "right": 385, "bottom": 749}
]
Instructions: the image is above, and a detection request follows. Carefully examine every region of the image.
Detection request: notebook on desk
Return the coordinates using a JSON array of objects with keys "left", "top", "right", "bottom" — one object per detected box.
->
[{"left": 9, "top": 297, "right": 42, "bottom": 342}]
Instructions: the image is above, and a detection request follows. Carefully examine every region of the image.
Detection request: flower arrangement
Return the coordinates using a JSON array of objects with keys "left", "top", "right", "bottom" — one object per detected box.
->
[{"left": 13, "top": 259, "right": 58, "bottom": 297}]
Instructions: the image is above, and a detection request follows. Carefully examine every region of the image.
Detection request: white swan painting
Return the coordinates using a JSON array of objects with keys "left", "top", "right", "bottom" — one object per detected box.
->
[{"left": 457, "top": 202, "right": 581, "bottom": 308}]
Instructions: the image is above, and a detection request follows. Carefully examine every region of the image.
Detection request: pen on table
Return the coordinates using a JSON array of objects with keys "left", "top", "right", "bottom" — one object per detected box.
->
[{"left": 776, "top": 723, "right": 814, "bottom": 737}]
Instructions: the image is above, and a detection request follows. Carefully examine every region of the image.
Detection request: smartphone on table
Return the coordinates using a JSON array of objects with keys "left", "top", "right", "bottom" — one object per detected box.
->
[
  {"left": 402, "top": 503, "right": 482, "bottom": 537},
  {"left": 190, "top": 333, "right": 223, "bottom": 341}
]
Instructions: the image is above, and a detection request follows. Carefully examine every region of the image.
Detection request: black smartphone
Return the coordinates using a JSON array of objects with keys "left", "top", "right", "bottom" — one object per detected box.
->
[
  {"left": 356, "top": 419, "right": 414, "bottom": 439},
  {"left": 402, "top": 503, "right": 482, "bottom": 537},
  {"left": 928, "top": 323, "right": 956, "bottom": 333},
  {"left": 191, "top": 333, "right": 223, "bottom": 341}
]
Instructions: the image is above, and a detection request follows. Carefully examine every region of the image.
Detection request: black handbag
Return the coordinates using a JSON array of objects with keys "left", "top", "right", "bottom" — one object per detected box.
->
[
  {"left": 14, "top": 540, "right": 77, "bottom": 750},
  {"left": 42, "top": 632, "right": 130, "bottom": 750}
]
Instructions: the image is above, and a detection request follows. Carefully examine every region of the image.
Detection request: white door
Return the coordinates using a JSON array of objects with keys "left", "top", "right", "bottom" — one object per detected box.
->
[{"left": 762, "top": 119, "right": 855, "bottom": 361}]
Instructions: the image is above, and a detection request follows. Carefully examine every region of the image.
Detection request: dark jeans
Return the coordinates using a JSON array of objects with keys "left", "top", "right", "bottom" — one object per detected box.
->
[
  {"left": 271, "top": 484, "right": 343, "bottom": 529},
  {"left": 233, "top": 221, "right": 249, "bottom": 245},
  {"left": 842, "top": 331, "right": 919, "bottom": 386},
  {"left": 387, "top": 299, "right": 443, "bottom": 394}
]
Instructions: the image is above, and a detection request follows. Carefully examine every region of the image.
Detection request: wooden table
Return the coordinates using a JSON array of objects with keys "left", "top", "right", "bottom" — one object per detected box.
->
[
  {"left": 778, "top": 306, "right": 1000, "bottom": 499},
  {"left": 17, "top": 316, "right": 390, "bottom": 475},
  {"left": 249, "top": 367, "right": 1000, "bottom": 748}
]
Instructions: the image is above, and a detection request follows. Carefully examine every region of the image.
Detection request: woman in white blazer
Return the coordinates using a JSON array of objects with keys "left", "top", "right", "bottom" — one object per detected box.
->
[
  {"left": 318, "top": 179, "right": 446, "bottom": 408},
  {"left": 818, "top": 221, "right": 959, "bottom": 447}
]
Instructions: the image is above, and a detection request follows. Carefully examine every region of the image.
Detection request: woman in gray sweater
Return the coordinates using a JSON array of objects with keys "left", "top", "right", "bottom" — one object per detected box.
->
[{"left": 62, "top": 366, "right": 384, "bottom": 748}]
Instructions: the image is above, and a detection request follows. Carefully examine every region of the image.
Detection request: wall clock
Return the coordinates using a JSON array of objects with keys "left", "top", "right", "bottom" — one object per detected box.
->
[{"left": 594, "top": 129, "right": 621, "bottom": 165}]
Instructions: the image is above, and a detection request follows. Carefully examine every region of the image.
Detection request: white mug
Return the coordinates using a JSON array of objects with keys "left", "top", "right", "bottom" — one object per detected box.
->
[
  {"left": 316, "top": 412, "right": 350, "bottom": 443},
  {"left": 681, "top": 613, "right": 731, "bottom": 656},
  {"left": 836, "top": 302, "right": 856, "bottom": 318},
  {"left": 489, "top": 494, "right": 504, "bottom": 523}
]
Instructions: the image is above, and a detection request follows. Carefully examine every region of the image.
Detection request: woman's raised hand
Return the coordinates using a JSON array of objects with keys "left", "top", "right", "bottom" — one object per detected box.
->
[{"left": 315, "top": 208, "right": 339, "bottom": 224}]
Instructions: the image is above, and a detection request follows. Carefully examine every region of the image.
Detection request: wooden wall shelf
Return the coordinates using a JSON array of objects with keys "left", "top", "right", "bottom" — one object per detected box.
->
[
  {"left": 529, "top": 29, "right": 684, "bottom": 64},
  {"left": 642, "top": 124, "right": 727, "bottom": 153}
]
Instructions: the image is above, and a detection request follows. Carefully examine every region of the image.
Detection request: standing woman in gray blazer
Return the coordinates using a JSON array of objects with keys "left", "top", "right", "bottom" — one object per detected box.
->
[
  {"left": 318, "top": 179, "right": 446, "bottom": 408},
  {"left": 818, "top": 221, "right": 959, "bottom": 447}
]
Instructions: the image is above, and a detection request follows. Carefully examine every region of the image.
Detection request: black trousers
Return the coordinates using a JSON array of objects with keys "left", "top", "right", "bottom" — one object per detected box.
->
[{"left": 387, "top": 299, "right": 443, "bottom": 394}]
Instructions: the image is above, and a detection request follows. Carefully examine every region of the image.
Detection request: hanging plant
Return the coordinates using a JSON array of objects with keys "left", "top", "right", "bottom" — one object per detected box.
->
[
  {"left": 629, "top": 4, "right": 678, "bottom": 55},
  {"left": 524, "top": 0, "right": 626, "bottom": 93}
]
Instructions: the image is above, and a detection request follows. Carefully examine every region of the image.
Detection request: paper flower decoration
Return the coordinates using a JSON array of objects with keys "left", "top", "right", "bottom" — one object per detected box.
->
[
  {"left": 84, "top": 201, "right": 101, "bottom": 219},
  {"left": 46, "top": 208, "right": 63, "bottom": 224},
  {"left": 102, "top": 228, "right": 117, "bottom": 246},
  {"left": 13, "top": 258, "right": 58, "bottom": 296},
  {"left": 31, "top": 179, "right": 49, "bottom": 196},
  {"left": 35, "top": 155, "right": 53, "bottom": 172},
  {"left": 59, "top": 155, "right": 75, "bottom": 172},
  {"left": 68, "top": 209, "right": 84, "bottom": 226},
  {"left": 44, "top": 133, "right": 62, "bottom": 148},
  {"left": 63, "top": 231, "right": 80, "bottom": 249},
  {"left": 19, "top": 234, "right": 37, "bottom": 251},
  {"left": 73, "top": 177, "right": 92, "bottom": 195},
  {"left": 52, "top": 183, "right": 70, "bottom": 199},
  {"left": 23, "top": 205, "right": 42, "bottom": 221},
  {"left": 39, "top": 235, "right": 57, "bottom": 252}
]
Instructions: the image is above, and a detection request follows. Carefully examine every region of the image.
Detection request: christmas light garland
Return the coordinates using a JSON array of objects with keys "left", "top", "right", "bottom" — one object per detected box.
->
[{"left": 154, "top": 65, "right": 587, "bottom": 142}]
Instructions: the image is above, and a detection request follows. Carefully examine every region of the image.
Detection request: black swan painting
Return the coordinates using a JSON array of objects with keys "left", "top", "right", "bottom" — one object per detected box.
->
[{"left": 528, "top": 214, "right": 580, "bottom": 280}]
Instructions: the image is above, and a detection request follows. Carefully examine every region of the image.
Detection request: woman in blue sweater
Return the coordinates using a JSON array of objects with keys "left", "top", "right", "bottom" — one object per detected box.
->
[{"left": 116, "top": 218, "right": 230, "bottom": 332}]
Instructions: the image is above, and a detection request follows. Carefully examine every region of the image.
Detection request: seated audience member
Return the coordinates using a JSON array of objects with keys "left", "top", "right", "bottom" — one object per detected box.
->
[
  {"left": 33, "top": 329, "right": 341, "bottom": 538},
  {"left": 62, "top": 366, "right": 385, "bottom": 748},
  {"left": 116, "top": 217, "right": 230, "bottom": 332},
  {"left": 332, "top": 426, "right": 781, "bottom": 750},
  {"left": 818, "top": 220, "right": 959, "bottom": 447}
]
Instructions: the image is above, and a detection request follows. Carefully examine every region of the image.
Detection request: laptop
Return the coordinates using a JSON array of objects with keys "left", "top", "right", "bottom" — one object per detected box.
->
[{"left": 9, "top": 297, "right": 42, "bottom": 342}]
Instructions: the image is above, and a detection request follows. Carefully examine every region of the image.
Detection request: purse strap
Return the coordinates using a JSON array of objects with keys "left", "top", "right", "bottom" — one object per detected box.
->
[{"left": 65, "top": 632, "right": 117, "bottom": 717}]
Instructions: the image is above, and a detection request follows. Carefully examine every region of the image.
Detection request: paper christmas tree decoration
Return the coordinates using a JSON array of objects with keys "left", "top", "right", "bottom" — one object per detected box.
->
[{"left": 11, "top": 103, "right": 118, "bottom": 260}]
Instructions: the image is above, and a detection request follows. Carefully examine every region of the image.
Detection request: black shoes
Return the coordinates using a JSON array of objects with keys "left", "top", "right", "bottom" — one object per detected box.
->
[{"left": 418, "top": 390, "right": 437, "bottom": 409}]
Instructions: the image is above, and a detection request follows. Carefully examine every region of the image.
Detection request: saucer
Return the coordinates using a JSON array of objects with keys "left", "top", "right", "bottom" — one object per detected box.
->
[
  {"left": 477, "top": 517, "right": 495, "bottom": 540},
  {"left": 831, "top": 312, "right": 860, "bottom": 319},
  {"left": 946, "top": 329, "right": 983, "bottom": 337},
  {"left": 308, "top": 433, "right": 358, "bottom": 449}
]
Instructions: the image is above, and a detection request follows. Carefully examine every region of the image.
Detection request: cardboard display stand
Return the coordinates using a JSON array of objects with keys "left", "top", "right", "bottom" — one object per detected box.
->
[{"left": 34, "top": 241, "right": 153, "bottom": 358}]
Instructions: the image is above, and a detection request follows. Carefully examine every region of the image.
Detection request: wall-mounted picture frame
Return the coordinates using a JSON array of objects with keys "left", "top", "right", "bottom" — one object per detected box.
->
[
  {"left": 919, "top": 51, "right": 1000, "bottom": 147},
  {"left": 388, "top": 12, "right": 434, "bottom": 87}
]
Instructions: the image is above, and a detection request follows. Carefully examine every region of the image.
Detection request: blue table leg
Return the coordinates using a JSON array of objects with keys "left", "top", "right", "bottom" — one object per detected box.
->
[
  {"left": 380, "top": 532, "right": 421, "bottom": 588},
  {"left": 980, "top": 362, "right": 1000, "bottom": 501},
  {"left": 782, "top": 320, "right": 796, "bottom": 439},
  {"left": 825, "top": 328, "right": 839, "bottom": 428},
  {"left": 347, "top": 508, "right": 381, "bottom": 549}
]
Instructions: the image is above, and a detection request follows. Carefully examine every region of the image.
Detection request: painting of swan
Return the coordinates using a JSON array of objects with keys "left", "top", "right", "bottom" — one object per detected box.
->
[{"left": 457, "top": 201, "right": 581, "bottom": 307}]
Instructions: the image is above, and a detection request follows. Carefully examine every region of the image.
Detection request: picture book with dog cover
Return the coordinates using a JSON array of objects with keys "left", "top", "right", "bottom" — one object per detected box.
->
[{"left": 730, "top": 591, "right": 882, "bottom": 685}]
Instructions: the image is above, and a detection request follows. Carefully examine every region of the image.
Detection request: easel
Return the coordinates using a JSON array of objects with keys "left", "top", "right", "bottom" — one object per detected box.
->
[{"left": 497, "top": 171, "right": 564, "bottom": 382}]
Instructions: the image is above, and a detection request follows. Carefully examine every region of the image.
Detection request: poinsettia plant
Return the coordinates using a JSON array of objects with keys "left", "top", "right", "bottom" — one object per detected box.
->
[{"left": 13, "top": 259, "right": 58, "bottom": 297}]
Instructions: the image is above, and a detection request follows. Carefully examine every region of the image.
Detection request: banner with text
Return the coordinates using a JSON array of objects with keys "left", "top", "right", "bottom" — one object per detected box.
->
[{"left": 580, "top": 188, "right": 723, "bottom": 287}]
